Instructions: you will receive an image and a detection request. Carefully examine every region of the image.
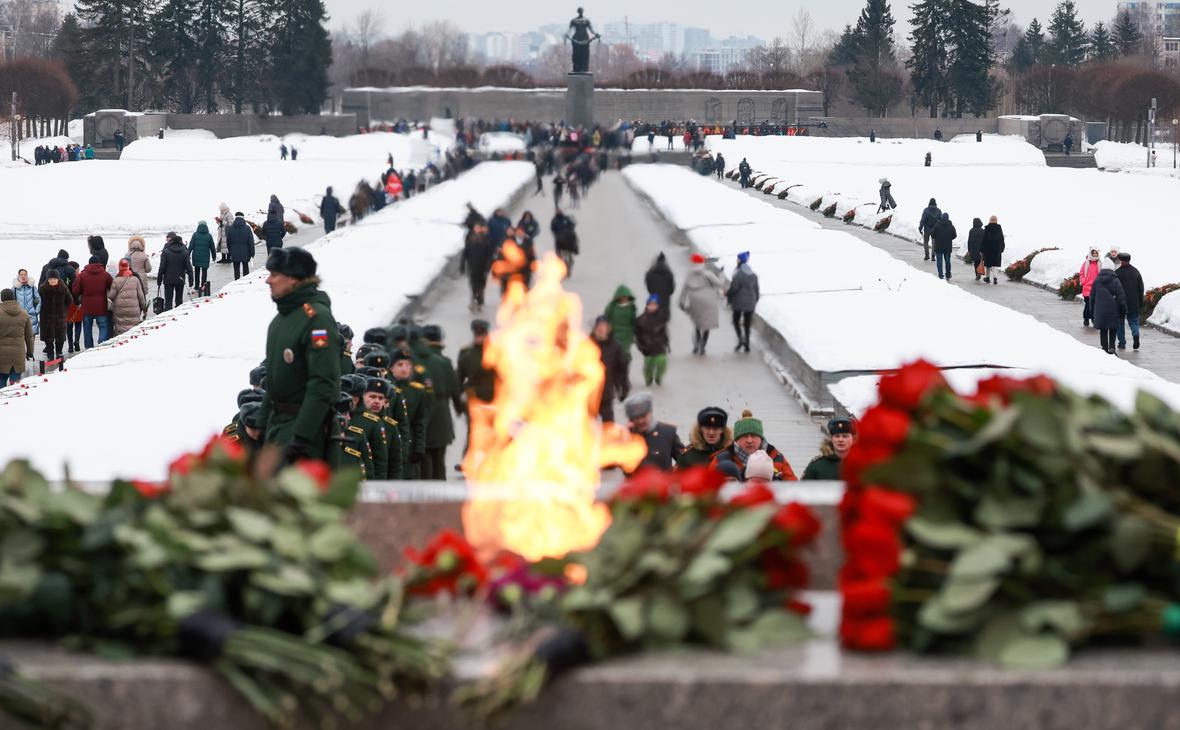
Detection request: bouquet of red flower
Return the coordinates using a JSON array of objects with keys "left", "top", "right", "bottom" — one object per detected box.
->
[
  {"left": 839, "top": 361, "right": 1180, "bottom": 667},
  {"left": 449, "top": 467, "right": 820, "bottom": 720}
]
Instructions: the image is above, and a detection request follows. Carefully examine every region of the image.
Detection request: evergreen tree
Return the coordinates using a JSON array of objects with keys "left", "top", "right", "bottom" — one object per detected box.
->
[
  {"left": 1047, "top": 0, "right": 1087, "bottom": 68},
  {"left": 71, "top": 0, "right": 132, "bottom": 105},
  {"left": 1088, "top": 21, "right": 1115, "bottom": 62},
  {"left": 1023, "top": 18, "right": 1046, "bottom": 64},
  {"left": 1112, "top": 9, "right": 1142, "bottom": 57},
  {"left": 149, "top": 0, "right": 200, "bottom": 112},
  {"left": 946, "top": 0, "right": 995, "bottom": 116},
  {"left": 192, "top": 0, "right": 233, "bottom": 112},
  {"left": 52, "top": 14, "right": 100, "bottom": 111},
  {"left": 908, "top": 0, "right": 951, "bottom": 117},
  {"left": 1008, "top": 36, "right": 1035, "bottom": 73},
  {"left": 828, "top": 24, "right": 860, "bottom": 67},
  {"left": 267, "top": 0, "right": 331, "bottom": 114},
  {"left": 225, "top": 0, "right": 264, "bottom": 112},
  {"left": 849, "top": 0, "right": 903, "bottom": 116}
]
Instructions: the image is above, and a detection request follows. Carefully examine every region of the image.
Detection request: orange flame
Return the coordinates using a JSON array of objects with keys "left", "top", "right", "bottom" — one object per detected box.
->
[{"left": 461, "top": 253, "right": 647, "bottom": 563}]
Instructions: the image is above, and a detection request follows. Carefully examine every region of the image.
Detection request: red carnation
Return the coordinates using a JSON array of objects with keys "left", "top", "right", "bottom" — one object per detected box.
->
[
  {"left": 857, "top": 406, "right": 911, "bottom": 450},
  {"left": 405, "top": 529, "right": 488, "bottom": 597},
  {"left": 976, "top": 373, "right": 1057, "bottom": 405},
  {"left": 877, "top": 360, "right": 946, "bottom": 412},
  {"left": 131, "top": 480, "right": 169, "bottom": 499},
  {"left": 840, "top": 442, "right": 895, "bottom": 489},
  {"left": 841, "top": 578, "right": 891, "bottom": 617},
  {"left": 730, "top": 482, "right": 776, "bottom": 508},
  {"left": 840, "top": 616, "right": 896, "bottom": 651},
  {"left": 200, "top": 434, "right": 245, "bottom": 462},
  {"left": 296, "top": 460, "right": 332, "bottom": 491},
  {"left": 773, "top": 502, "right": 821, "bottom": 547},
  {"left": 843, "top": 521, "right": 901, "bottom": 577},
  {"left": 614, "top": 467, "right": 673, "bottom": 502},
  {"left": 677, "top": 467, "right": 726, "bottom": 498},
  {"left": 859, "top": 488, "right": 916, "bottom": 526},
  {"left": 168, "top": 452, "right": 199, "bottom": 477},
  {"left": 785, "top": 598, "right": 813, "bottom": 616},
  {"left": 762, "top": 552, "right": 809, "bottom": 590}
]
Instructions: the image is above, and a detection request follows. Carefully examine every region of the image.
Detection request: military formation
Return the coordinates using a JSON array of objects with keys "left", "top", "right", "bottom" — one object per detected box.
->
[{"left": 222, "top": 248, "right": 494, "bottom": 481}]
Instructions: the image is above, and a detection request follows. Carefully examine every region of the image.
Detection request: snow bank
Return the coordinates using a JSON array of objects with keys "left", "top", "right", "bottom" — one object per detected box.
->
[
  {"left": 477, "top": 132, "right": 526, "bottom": 155},
  {"left": 624, "top": 163, "right": 1180, "bottom": 410},
  {"left": 120, "top": 131, "right": 433, "bottom": 164},
  {"left": 0, "top": 161, "right": 533, "bottom": 481},
  {"left": 708, "top": 136, "right": 1180, "bottom": 296},
  {"left": 1092, "top": 140, "right": 1179, "bottom": 171}
]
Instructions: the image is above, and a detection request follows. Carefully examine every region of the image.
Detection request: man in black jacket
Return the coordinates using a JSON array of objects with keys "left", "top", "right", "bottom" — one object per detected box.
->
[
  {"left": 918, "top": 198, "right": 941, "bottom": 261},
  {"left": 931, "top": 212, "right": 957, "bottom": 281},
  {"left": 623, "top": 392, "right": 684, "bottom": 473},
  {"left": 320, "top": 187, "right": 342, "bottom": 234},
  {"left": 1115, "top": 252, "right": 1145, "bottom": 351},
  {"left": 460, "top": 222, "right": 493, "bottom": 312},
  {"left": 591, "top": 316, "right": 629, "bottom": 423},
  {"left": 157, "top": 232, "right": 194, "bottom": 310},
  {"left": 226, "top": 212, "right": 256, "bottom": 280}
]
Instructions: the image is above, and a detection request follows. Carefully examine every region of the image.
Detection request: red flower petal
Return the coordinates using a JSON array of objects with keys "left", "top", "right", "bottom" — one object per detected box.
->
[
  {"left": 614, "top": 467, "right": 673, "bottom": 502},
  {"left": 857, "top": 406, "right": 911, "bottom": 450},
  {"left": 841, "top": 578, "right": 892, "bottom": 617},
  {"left": 877, "top": 359, "right": 946, "bottom": 412},
  {"left": 773, "top": 502, "right": 822, "bottom": 547},
  {"left": 296, "top": 460, "right": 332, "bottom": 491},
  {"left": 131, "top": 480, "right": 169, "bottom": 499},
  {"left": 677, "top": 467, "right": 726, "bottom": 497},
  {"left": 843, "top": 521, "right": 901, "bottom": 577},
  {"left": 841, "top": 616, "right": 896, "bottom": 651},
  {"left": 859, "top": 488, "right": 916, "bottom": 526},
  {"left": 730, "top": 482, "right": 776, "bottom": 508}
]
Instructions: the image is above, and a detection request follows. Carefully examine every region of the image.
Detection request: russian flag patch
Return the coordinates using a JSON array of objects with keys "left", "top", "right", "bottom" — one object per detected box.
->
[{"left": 311, "top": 329, "right": 329, "bottom": 348}]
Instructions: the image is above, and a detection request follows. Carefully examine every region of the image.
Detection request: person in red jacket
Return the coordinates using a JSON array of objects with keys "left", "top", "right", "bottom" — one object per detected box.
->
[{"left": 71, "top": 255, "right": 113, "bottom": 348}]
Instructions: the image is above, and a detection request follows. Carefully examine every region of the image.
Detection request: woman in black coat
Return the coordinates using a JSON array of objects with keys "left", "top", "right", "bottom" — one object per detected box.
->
[
  {"left": 966, "top": 218, "right": 985, "bottom": 281},
  {"left": 644, "top": 252, "right": 676, "bottom": 316},
  {"left": 980, "top": 216, "right": 1005, "bottom": 284},
  {"left": 1090, "top": 269, "right": 1127, "bottom": 354},
  {"left": 261, "top": 215, "right": 286, "bottom": 253}
]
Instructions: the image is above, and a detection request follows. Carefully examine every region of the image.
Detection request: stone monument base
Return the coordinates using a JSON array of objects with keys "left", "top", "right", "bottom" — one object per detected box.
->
[{"left": 565, "top": 73, "right": 594, "bottom": 130}]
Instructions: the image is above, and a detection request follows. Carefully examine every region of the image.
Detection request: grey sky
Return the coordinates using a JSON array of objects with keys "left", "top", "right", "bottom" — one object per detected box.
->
[{"left": 322, "top": 1, "right": 1123, "bottom": 37}]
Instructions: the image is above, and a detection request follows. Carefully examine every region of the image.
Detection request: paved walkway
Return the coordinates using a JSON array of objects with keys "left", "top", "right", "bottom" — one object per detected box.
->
[
  {"left": 723, "top": 177, "right": 1180, "bottom": 384},
  {"left": 418, "top": 171, "right": 826, "bottom": 478}
]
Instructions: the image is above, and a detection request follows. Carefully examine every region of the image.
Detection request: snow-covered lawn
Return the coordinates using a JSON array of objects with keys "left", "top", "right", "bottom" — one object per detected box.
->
[
  {"left": 624, "top": 163, "right": 1180, "bottom": 411},
  {"left": 0, "top": 132, "right": 437, "bottom": 285},
  {"left": 708, "top": 134, "right": 1180, "bottom": 330},
  {"left": 0, "top": 161, "right": 533, "bottom": 481}
]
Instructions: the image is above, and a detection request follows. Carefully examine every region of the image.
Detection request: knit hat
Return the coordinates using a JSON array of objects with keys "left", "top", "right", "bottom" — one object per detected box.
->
[
  {"left": 828, "top": 418, "right": 856, "bottom": 436},
  {"left": 737, "top": 251, "right": 750, "bottom": 265},
  {"left": 646, "top": 294, "right": 660, "bottom": 305},
  {"left": 117, "top": 259, "right": 132, "bottom": 276},
  {"left": 929, "top": 198, "right": 937, "bottom": 206},
  {"left": 716, "top": 460, "right": 742, "bottom": 481},
  {"left": 690, "top": 253, "right": 706, "bottom": 265},
  {"left": 265, "top": 248, "right": 317, "bottom": 279},
  {"left": 88, "top": 255, "right": 101, "bottom": 264},
  {"left": 697, "top": 406, "right": 728, "bottom": 428},
  {"left": 1117, "top": 252, "right": 1131, "bottom": 262},
  {"left": 745, "top": 450, "right": 774, "bottom": 481},
  {"left": 47, "top": 269, "right": 61, "bottom": 281},
  {"left": 623, "top": 392, "right": 653, "bottom": 420},
  {"left": 733, "top": 410, "right": 764, "bottom": 440}
]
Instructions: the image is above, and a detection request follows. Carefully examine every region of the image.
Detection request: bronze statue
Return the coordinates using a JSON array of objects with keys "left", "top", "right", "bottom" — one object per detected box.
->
[{"left": 564, "top": 7, "right": 600, "bottom": 74}]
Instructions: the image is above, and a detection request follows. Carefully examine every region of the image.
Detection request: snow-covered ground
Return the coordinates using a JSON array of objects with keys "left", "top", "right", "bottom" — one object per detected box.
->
[
  {"left": 630, "top": 135, "right": 690, "bottom": 153},
  {"left": 0, "top": 161, "right": 533, "bottom": 481},
  {"left": 708, "top": 134, "right": 1180, "bottom": 327},
  {"left": 1093, "top": 140, "right": 1180, "bottom": 172},
  {"left": 624, "top": 163, "right": 1180, "bottom": 411},
  {"left": 477, "top": 132, "right": 526, "bottom": 155},
  {"left": 0, "top": 131, "right": 437, "bottom": 286}
]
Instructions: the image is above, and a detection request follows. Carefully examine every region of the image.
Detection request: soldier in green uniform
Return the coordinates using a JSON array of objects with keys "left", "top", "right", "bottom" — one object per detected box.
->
[
  {"left": 223, "top": 388, "right": 265, "bottom": 439},
  {"left": 364, "top": 327, "right": 390, "bottom": 349},
  {"left": 334, "top": 392, "right": 368, "bottom": 477},
  {"left": 342, "top": 374, "right": 388, "bottom": 479},
  {"left": 390, "top": 349, "right": 429, "bottom": 478},
  {"left": 224, "top": 402, "right": 265, "bottom": 459},
  {"left": 456, "top": 319, "right": 495, "bottom": 466},
  {"left": 249, "top": 365, "right": 267, "bottom": 391},
  {"left": 363, "top": 351, "right": 391, "bottom": 378},
  {"left": 362, "top": 377, "right": 403, "bottom": 480},
  {"left": 339, "top": 323, "right": 356, "bottom": 375},
  {"left": 676, "top": 407, "right": 733, "bottom": 469},
  {"left": 420, "top": 324, "right": 462, "bottom": 480},
  {"left": 257, "top": 248, "right": 342, "bottom": 464},
  {"left": 801, "top": 418, "right": 856, "bottom": 481}
]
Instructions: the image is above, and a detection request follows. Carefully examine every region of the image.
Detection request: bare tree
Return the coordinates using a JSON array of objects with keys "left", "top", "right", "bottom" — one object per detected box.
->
[
  {"left": 1, "top": 0, "right": 61, "bottom": 58},
  {"left": 419, "top": 21, "right": 468, "bottom": 71},
  {"left": 532, "top": 43, "right": 568, "bottom": 82},
  {"left": 351, "top": 9, "right": 386, "bottom": 71},
  {"left": 745, "top": 37, "right": 792, "bottom": 74},
  {"left": 791, "top": 9, "right": 817, "bottom": 71}
]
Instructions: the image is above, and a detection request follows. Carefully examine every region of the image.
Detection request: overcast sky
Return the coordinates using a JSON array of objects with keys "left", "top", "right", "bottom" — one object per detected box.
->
[{"left": 321, "top": 1, "right": 1121, "bottom": 37}]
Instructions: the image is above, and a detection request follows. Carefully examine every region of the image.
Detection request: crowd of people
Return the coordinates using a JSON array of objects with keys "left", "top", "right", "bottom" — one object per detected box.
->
[{"left": 33, "top": 143, "right": 94, "bottom": 164}]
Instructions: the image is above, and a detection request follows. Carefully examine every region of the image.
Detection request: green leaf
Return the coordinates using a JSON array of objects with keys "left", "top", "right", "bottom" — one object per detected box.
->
[
  {"left": 321, "top": 470, "right": 361, "bottom": 509},
  {"left": 269, "top": 525, "right": 308, "bottom": 560},
  {"left": 703, "top": 505, "right": 777, "bottom": 554},
  {"left": 727, "top": 609, "right": 809, "bottom": 652},
  {"left": 226, "top": 508, "right": 275, "bottom": 543},
  {"left": 608, "top": 596, "right": 646, "bottom": 642},
  {"left": 1020, "top": 601, "right": 1085, "bottom": 637},
  {"left": 647, "top": 592, "right": 690, "bottom": 643},
  {"left": 196, "top": 545, "right": 270, "bottom": 571},
  {"left": 940, "top": 577, "right": 1000, "bottom": 614},
  {"left": 1110, "top": 514, "right": 1153, "bottom": 573},
  {"left": 0, "top": 561, "right": 40, "bottom": 600},
  {"left": 1086, "top": 435, "right": 1143, "bottom": 460},
  {"left": 725, "top": 582, "right": 761, "bottom": 622},
  {"left": 1016, "top": 401, "right": 1065, "bottom": 451},
  {"left": 51, "top": 488, "right": 100, "bottom": 525},
  {"left": 326, "top": 579, "right": 373, "bottom": 607},
  {"left": 1101, "top": 583, "right": 1146, "bottom": 614},
  {"left": 974, "top": 493, "right": 1045, "bottom": 529},
  {"left": 904, "top": 518, "right": 982, "bottom": 551},
  {"left": 956, "top": 406, "right": 1021, "bottom": 453},
  {"left": 918, "top": 598, "right": 984, "bottom": 635},
  {"left": 690, "top": 594, "right": 728, "bottom": 646},
  {"left": 949, "top": 538, "right": 1011, "bottom": 581},
  {"left": 1, "top": 530, "right": 44, "bottom": 562},
  {"left": 997, "top": 634, "right": 1069, "bottom": 669},
  {"left": 974, "top": 610, "right": 1024, "bottom": 663},
  {"left": 679, "top": 552, "right": 731, "bottom": 595},
  {"left": 308, "top": 524, "right": 354, "bottom": 563},
  {"left": 1061, "top": 488, "right": 1112, "bottom": 532},
  {"left": 561, "top": 586, "right": 611, "bottom": 612},
  {"left": 634, "top": 551, "right": 681, "bottom": 578},
  {"left": 167, "top": 591, "right": 207, "bottom": 620},
  {"left": 251, "top": 565, "right": 316, "bottom": 596}
]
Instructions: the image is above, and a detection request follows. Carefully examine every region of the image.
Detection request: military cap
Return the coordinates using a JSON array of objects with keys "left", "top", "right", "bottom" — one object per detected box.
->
[
  {"left": 357, "top": 366, "right": 383, "bottom": 379},
  {"left": 239, "top": 402, "right": 265, "bottom": 430},
  {"left": 697, "top": 406, "right": 728, "bottom": 429},
  {"left": 423, "top": 324, "right": 444, "bottom": 343},
  {"left": 389, "top": 325, "right": 408, "bottom": 342},
  {"left": 265, "top": 247, "right": 317, "bottom": 279},
  {"left": 334, "top": 392, "right": 354, "bottom": 414},
  {"left": 365, "top": 378, "right": 391, "bottom": 397},
  {"left": 248, "top": 365, "right": 267, "bottom": 389},
  {"left": 364, "top": 352, "right": 390, "bottom": 369},
  {"left": 340, "top": 374, "right": 367, "bottom": 398},
  {"left": 338, "top": 322, "right": 354, "bottom": 341},
  {"left": 471, "top": 319, "right": 490, "bottom": 335},
  {"left": 389, "top": 349, "right": 414, "bottom": 365},
  {"left": 828, "top": 418, "right": 856, "bottom": 436},
  {"left": 363, "top": 327, "right": 389, "bottom": 345},
  {"left": 237, "top": 388, "right": 264, "bottom": 408}
]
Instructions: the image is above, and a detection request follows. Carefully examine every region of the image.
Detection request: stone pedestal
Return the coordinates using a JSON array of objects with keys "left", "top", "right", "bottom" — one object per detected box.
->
[{"left": 565, "top": 73, "right": 594, "bottom": 129}]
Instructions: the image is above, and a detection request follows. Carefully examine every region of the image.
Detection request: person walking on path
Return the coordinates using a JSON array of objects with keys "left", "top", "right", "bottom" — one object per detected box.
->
[
  {"left": 709, "top": 410, "right": 796, "bottom": 481},
  {"left": 38, "top": 270, "right": 69, "bottom": 362},
  {"left": 124, "top": 236, "right": 152, "bottom": 292},
  {"left": 870, "top": 129, "right": 877, "bottom": 143},
  {"left": 623, "top": 392, "right": 685, "bottom": 473},
  {"left": 460, "top": 220, "right": 493, "bottom": 312},
  {"left": 931, "top": 212, "right": 957, "bottom": 281},
  {"left": 980, "top": 216, "right": 1005, "bottom": 285},
  {"left": 258, "top": 248, "right": 341, "bottom": 464},
  {"left": 262, "top": 212, "right": 286, "bottom": 254},
  {"left": 157, "top": 232, "right": 193, "bottom": 311},
  {"left": 107, "top": 259, "right": 147, "bottom": 336},
  {"left": 635, "top": 295, "right": 670, "bottom": 386},
  {"left": 726, "top": 251, "right": 759, "bottom": 353},
  {"left": 679, "top": 253, "right": 722, "bottom": 355},
  {"left": 12, "top": 269, "right": 40, "bottom": 336},
  {"left": 551, "top": 209, "right": 579, "bottom": 275},
  {"left": 72, "top": 256, "right": 112, "bottom": 348},
  {"left": 226, "top": 212, "right": 256, "bottom": 280},
  {"left": 675, "top": 406, "right": 732, "bottom": 468},
  {"left": 1115, "top": 252, "right": 1145, "bottom": 351},
  {"left": 216, "top": 203, "right": 232, "bottom": 263},
  {"left": 967, "top": 218, "right": 985, "bottom": 282},
  {"left": 320, "top": 187, "right": 342, "bottom": 234},
  {"left": 1091, "top": 268, "right": 1127, "bottom": 355},
  {"left": 604, "top": 285, "right": 638, "bottom": 364},
  {"left": 1079, "top": 248, "right": 1102, "bottom": 327},
  {"left": 801, "top": 418, "right": 857, "bottom": 480},
  {"left": 421, "top": 324, "right": 462, "bottom": 481},
  {"left": 738, "top": 158, "right": 752, "bottom": 188},
  {"left": 644, "top": 252, "right": 675, "bottom": 318},
  {"left": 0, "top": 289, "right": 34, "bottom": 385},
  {"left": 591, "top": 316, "right": 630, "bottom": 423},
  {"left": 1064, "top": 132, "right": 1074, "bottom": 156},
  {"left": 714, "top": 153, "right": 726, "bottom": 179},
  {"left": 918, "top": 198, "right": 941, "bottom": 261},
  {"left": 268, "top": 194, "right": 285, "bottom": 222},
  {"left": 877, "top": 178, "right": 896, "bottom": 213},
  {"left": 188, "top": 222, "right": 216, "bottom": 293}
]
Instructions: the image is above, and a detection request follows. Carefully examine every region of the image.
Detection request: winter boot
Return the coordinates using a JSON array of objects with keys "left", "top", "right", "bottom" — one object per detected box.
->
[
  {"left": 1134, "top": 335, "right": 1140, "bottom": 350},
  {"left": 700, "top": 330, "right": 709, "bottom": 355}
]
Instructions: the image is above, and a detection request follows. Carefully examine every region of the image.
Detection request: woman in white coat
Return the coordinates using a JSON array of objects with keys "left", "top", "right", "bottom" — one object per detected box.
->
[{"left": 678, "top": 253, "right": 723, "bottom": 356}]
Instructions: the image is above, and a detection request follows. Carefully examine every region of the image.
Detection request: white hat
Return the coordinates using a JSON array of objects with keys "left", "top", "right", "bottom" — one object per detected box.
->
[{"left": 745, "top": 450, "right": 774, "bottom": 482}]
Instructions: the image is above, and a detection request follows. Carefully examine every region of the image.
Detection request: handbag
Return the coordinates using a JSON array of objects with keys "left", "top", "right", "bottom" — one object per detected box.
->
[
  {"left": 152, "top": 285, "right": 165, "bottom": 315},
  {"left": 975, "top": 261, "right": 986, "bottom": 276}
]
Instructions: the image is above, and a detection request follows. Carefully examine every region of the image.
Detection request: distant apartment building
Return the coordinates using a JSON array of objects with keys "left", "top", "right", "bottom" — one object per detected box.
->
[
  {"left": 1118, "top": 2, "right": 1180, "bottom": 36},
  {"left": 692, "top": 47, "right": 753, "bottom": 75}
]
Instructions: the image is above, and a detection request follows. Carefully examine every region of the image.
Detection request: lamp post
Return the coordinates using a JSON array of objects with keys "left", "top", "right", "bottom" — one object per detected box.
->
[{"left": 1173, "top": 119, "right": 1177, "bottom": 169}]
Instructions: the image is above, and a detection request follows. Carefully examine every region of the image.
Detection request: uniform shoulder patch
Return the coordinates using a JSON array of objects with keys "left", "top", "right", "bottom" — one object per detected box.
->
[
  {"left": 222, "top": 423, "right": 238, "bottom": 435},
  {"left": 362, "top": 411, "right": 380, "bottom": 422},
  {"left": 410, "top": 381, "right": 425, "bottom": 389},
  {"left": 348, "top": 425, "right": 364, "bottom": 434},
  {"left": 225, "top": 434, "right": 241, "bottom": 443},
  {"left": 344, "top": 447, "right": 363, "bottom": 458},
  {"left": 302, "top": 302, "right": 317, "bottom": 318},
  {"left": 311, "top": 328, "right": 329, "bottom": 348},
  {"left": 384, "top": 416, "right": 399, "bottom": 426},
  {"left": 414, "top": 364, "right": 426, "bottom": 374}
]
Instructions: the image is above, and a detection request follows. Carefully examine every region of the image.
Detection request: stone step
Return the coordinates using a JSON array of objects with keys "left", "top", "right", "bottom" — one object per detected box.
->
[{"left": 1044, "top": 153, "right": 1096, "bottom": 169}]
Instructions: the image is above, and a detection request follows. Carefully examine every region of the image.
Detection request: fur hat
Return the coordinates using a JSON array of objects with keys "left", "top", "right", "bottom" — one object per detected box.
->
[
  {"left": 265, "top": 248, "right": 317, "bottom": 279},
  {"left": 471, "top": 319, "right": 490, "bottom": 335},
  {"left": 828, "top": 418, "right": 856, "bottom": 436},
  {"left": 697, "top": 406, "right": 728, "bottom": 428},
  {"left": 745, "top": 450, "right": 774, "bottom": 481},
  {"left": 623, "top": 392, "right": 653, "bottom": 420}
]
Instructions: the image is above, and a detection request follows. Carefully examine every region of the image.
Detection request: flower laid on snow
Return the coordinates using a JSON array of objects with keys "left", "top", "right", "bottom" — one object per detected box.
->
[
  {"left": 1004, "top": 247, "right": 1058, "bottom": 282},
  {"left": 404, "top": 529, "right": 488, "bottom": 597},
  {"left": 1142, "top": 282, "right": 1180, "bottom": 319},
  {"left": 1058, "top": 272, "right": 1082, "bottom": 300}
]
